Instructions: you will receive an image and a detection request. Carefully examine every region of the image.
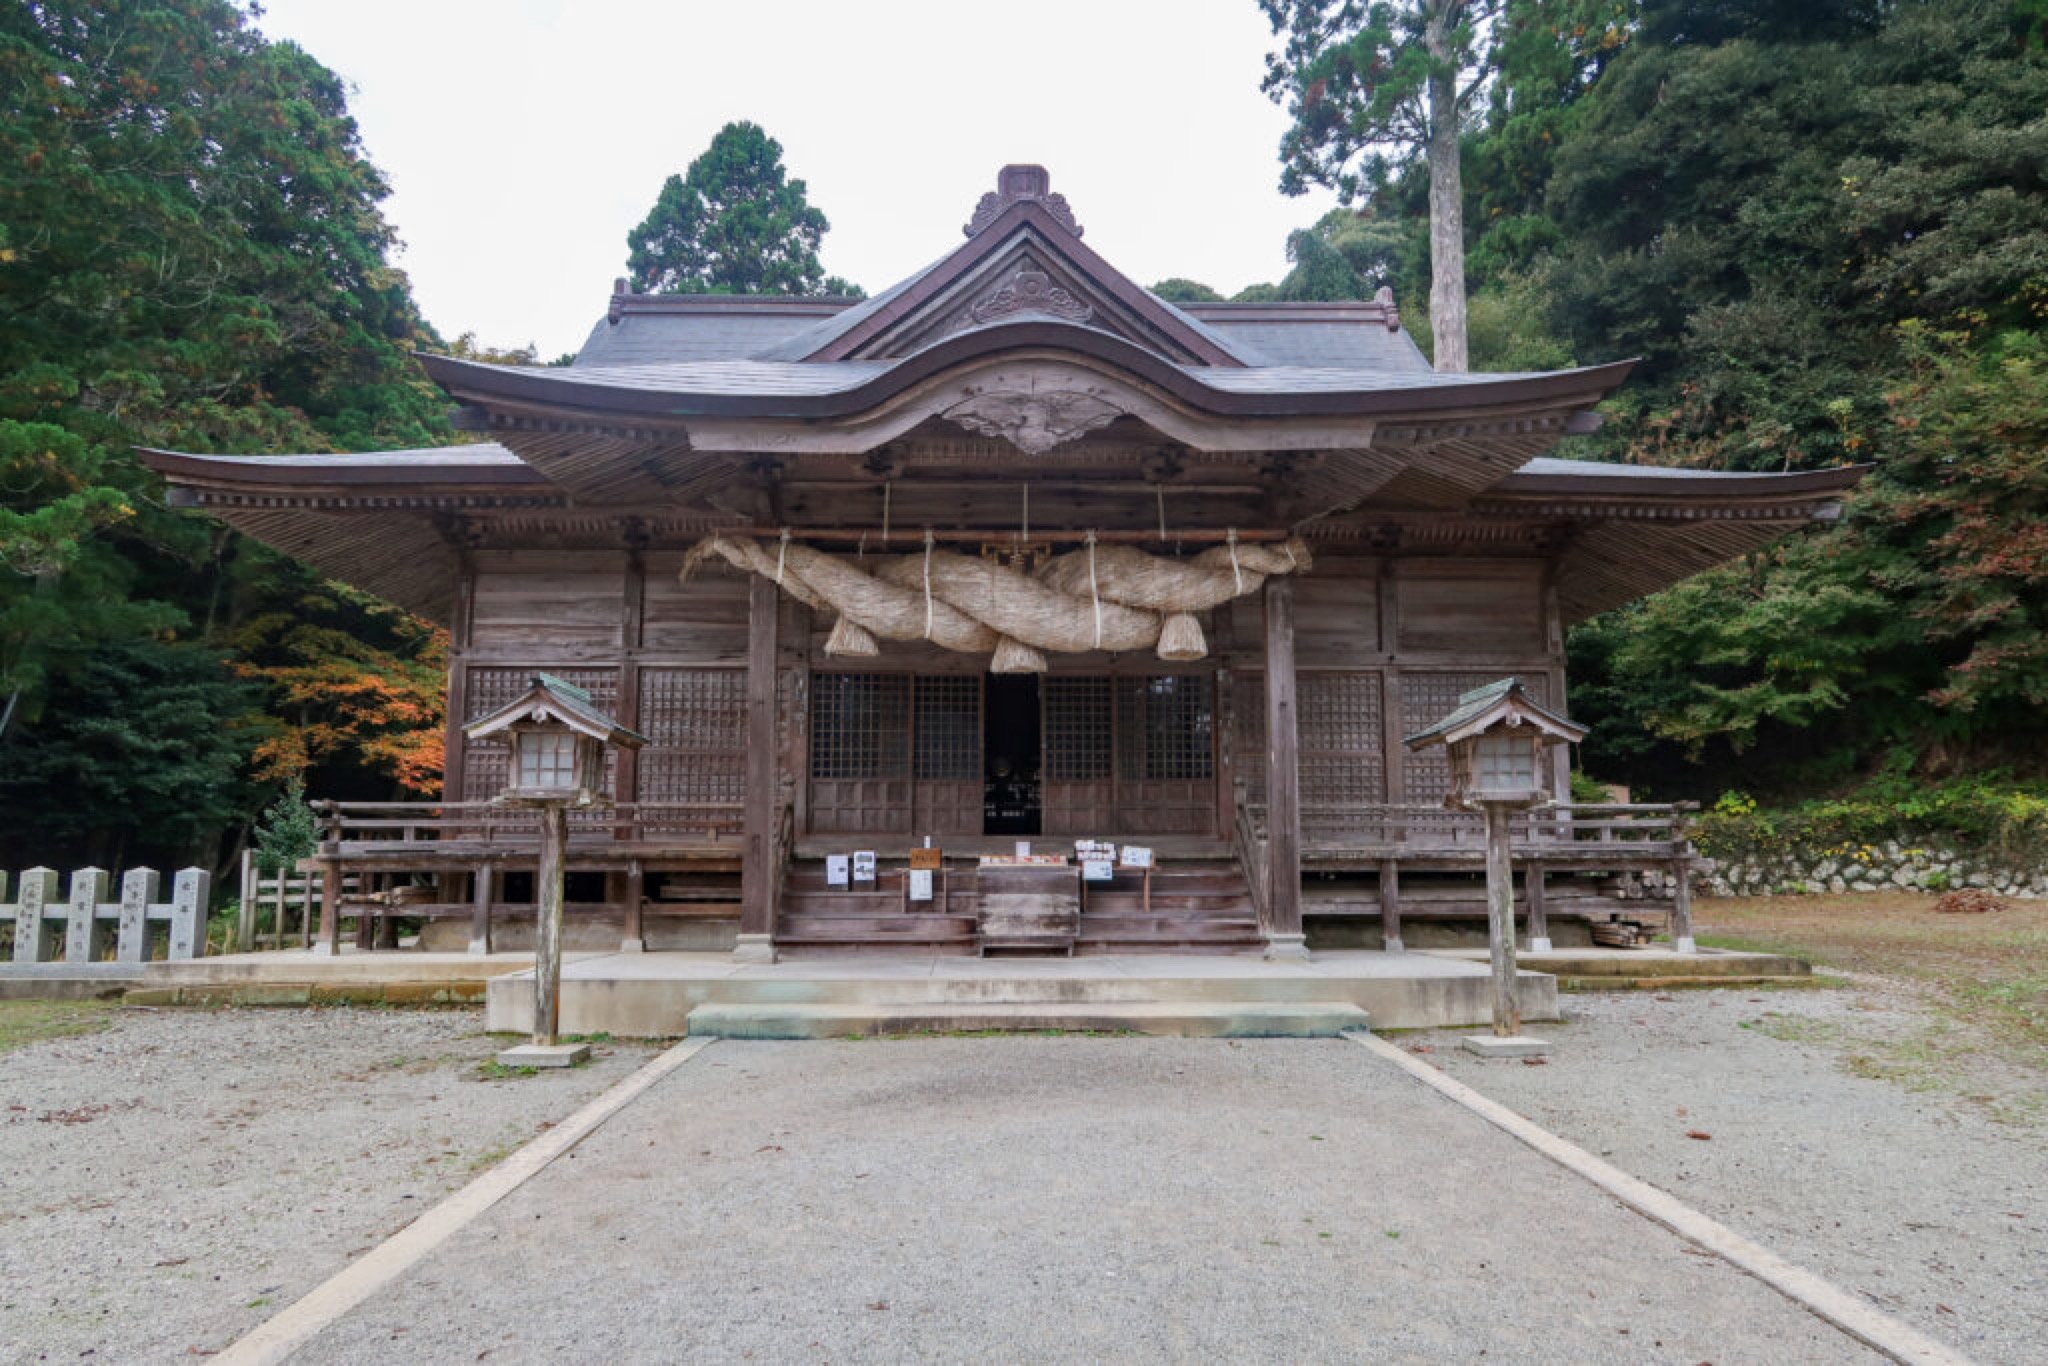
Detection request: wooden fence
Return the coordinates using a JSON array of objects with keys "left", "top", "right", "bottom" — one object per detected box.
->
[
  {"left": 0, "top": 867, "right": 211, "bottom": 964},
  {"left": 233, "top": 851, "right": 372, "bottom": 952}
]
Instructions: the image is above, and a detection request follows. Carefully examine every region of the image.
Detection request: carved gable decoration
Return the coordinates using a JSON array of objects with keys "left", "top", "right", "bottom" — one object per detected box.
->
[
  {"left": 965, "top": 164, "right": 1083, "bottom": 239},
  {"left": 941, "top": 388, "right": 1125, "bottom": 455},
  {"left": 806, "top": 166, "right": 1243, "bottom": 368},
  {"left": 968, "top": 268, "right": 1093, "bottom": 325}
]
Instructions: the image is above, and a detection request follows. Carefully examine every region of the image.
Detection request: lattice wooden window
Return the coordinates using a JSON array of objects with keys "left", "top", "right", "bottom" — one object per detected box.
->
[
  {"left": 636, "top": 668, "right": 745, "bottom": 806},
  {"left": 810, "top": 674, "right": 910, "bottom": 780},
  {"left": 913, "top": 676, "right": 980, "bottom": 780},
  {"left": 1400, "top": 673, "right": 1544, "bottom": 804},
  {"left": 1045, "top": 677, "right": 1112, "bottom": 780},
  {"left": 1117, "top": 675, "right": 1214, "bottom": 781},
  {"left": 1300, "top": 672, "right": 1384, "bottom": 808},
  {"left": 463, "top": 667, "right": 618, "bottom": 804},
  {"left": 1234, "top": 672, "right": 1267, "bottom": 806}
]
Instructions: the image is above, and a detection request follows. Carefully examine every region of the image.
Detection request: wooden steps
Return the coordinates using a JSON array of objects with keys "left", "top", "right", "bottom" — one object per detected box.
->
[
  {"left": 777, "top": 856, "right": 1267, "bottom": 955},
  {"left": 1078, "top": 863, "right": 1262, "bottom": 953}
]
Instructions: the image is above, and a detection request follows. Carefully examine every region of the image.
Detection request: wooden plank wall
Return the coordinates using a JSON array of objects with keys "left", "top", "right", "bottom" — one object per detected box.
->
[
  {"left": 1226, "top": 555, "right": 1564, "bottom": 821},
  {"left": 448, "top": 549, "right": 1566, "bottom": 827},
  {"left": 453, "top": 549, "right": 753, "bottom": 806}
]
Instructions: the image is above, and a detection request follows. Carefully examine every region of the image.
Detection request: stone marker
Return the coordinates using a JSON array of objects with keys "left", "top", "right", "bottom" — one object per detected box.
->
[
  {"left": 496, "top": 1042, "right": 590, "bottom": 1069},
  {"left": 1462, "top": 1034, "right": 1552, "bottom": 1059}
]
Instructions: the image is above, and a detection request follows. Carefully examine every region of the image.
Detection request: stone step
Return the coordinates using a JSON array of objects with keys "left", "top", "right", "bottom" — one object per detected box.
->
[{"left": 685, "top": 1000, "right": 1371, "bottom": 1039}]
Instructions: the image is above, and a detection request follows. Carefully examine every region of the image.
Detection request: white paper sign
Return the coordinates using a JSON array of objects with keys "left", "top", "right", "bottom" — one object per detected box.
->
[
  {"left": 1014, "top": 841, "right": 1032, "bottom": 858},
  {"left": 908, "top": 868, "right": 934, "bottom": 902},
  {"left": 852, "top": 850, "right": 877, "bottom": 884},
  {"left": 825, "top": 855, "right": 850, "bottom": 889},
  {"left": 1121, "top": 845, "right": 1154, "bottom": 869},
  {"left": 1082, "top": 858, "right": 1114, "bottom": 883}
]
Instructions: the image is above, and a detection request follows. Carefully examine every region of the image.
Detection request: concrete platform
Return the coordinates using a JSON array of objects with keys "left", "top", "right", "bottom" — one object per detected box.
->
[
  {"left": 0, "top": 962, "right": 144, "bottom": 1000},
  {"left": 117, "top": 948, "right": 577, "bottom": 1007},
  {"left": 1423, "top": 945, "right": 1812, "bottom": 990},
  {"left": 484, "top": 949, "right": 1558, "bottom": 1037},
  {"left": 686, "top": 1000, "right": 1372, "bottom": 1039}
]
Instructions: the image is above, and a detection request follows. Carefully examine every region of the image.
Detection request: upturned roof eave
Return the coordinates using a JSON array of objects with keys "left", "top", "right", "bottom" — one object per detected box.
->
[{"left": 412, "top": 335, "right": 1639, "bottom": 426}]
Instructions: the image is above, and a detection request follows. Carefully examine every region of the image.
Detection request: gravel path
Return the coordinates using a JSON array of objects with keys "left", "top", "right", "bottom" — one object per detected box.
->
[
  {"left": 1414, "top": 984, "right": 2048, "bottom": 1364},
  {"left": 0, "top": 1006, "right": 657, "bottom": 1362},
  {"left": 295, "top": 1037, "right": 1872, "bottom": 1365}
]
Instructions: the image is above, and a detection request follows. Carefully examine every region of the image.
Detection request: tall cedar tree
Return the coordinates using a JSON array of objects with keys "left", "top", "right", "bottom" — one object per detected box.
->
[
  {"left": 0, "top": 1, "right": 454, "bottom": 867},
  {"left": 626, "top": 122, "right": 860, "bottom": 297},
  {"left": 1261, "top": 1, "right": 1505, "bottom": 371}
]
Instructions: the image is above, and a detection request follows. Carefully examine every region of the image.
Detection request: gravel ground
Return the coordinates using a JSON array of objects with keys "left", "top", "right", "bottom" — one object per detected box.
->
[
  {"left": 296, "top": 1037, "right": 1873, "bottom": 1365},
  {"left": 0, "top": 1006, "right": 658, "bottom": 1363},
  {"left": 1415, "top": 983, "right": 2048, "bottom": 1365}
]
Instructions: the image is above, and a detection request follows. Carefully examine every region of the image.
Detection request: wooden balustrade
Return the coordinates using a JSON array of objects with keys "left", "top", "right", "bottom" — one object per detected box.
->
[
  {"left": 311, "top": 799, "right": 746, "bottom": 852},
  {"left": 1294, "top": 802, "right": 1696, "bottom": 860}
]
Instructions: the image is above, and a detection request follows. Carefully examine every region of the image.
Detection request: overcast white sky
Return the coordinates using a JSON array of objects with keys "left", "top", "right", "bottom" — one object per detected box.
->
[{"left": 251, "top": 0, "right": 1336, "bottom": 359}]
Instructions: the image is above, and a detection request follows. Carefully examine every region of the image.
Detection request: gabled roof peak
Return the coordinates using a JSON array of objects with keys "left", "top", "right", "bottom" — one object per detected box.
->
[{"left": 965, "top": 164, "right": 1082, "bottom": 239}]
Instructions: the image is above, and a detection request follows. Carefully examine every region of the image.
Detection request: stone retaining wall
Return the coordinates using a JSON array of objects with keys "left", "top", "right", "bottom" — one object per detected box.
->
[{"left": 1703, "top": 840, "right": 2046, "bottom": 900}]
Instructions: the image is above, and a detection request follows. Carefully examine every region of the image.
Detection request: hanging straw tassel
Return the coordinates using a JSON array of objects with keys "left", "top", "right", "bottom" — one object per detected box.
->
[
  {"left": 1156, "top": 612, "right": 1208, "bottom": 661},
  {"left": 922, "top": 529, "right": 935, "bottom": 641},
  {"left": 824, "top": 616, "right": 880, "bottom": 657},
  {"left": 1087, "top": 531, "right": 1103, "bottom": 649},
  {"left": 989, "top": 636, "right": 1048, "bottom": 673}
]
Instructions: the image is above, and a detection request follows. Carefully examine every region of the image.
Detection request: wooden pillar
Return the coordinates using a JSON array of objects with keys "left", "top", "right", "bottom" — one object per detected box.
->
[
  {"left": 468, "top": 862, "right": 493, "bottom": 955},
  {"left": 1526, "top": 864, "right": 1550, "bottom": 952},
  {"left": 735, "top": 574, "right": 778, "bottom": 963},
  {"left": 616, "top": 545, "right": 646, "bottom": 839},
  {"left": 236, "top": 848, "right": 256, "bottom": 953},
  {"left": 1378, "top": 858, "right": 1403, "bottom": 953},
  {"left": 1483, "top": 802, "right": 1521, "bottom": 1037},
  {"left": 1262, "top": 578, "right": 1307, "bottom": 960},
  {"left": 1670, "top": 859, "right": 1696, "bottom": 953},
  {"left": 621, "top": 860, "right": 645, "bottom": 953},
  {"left": 532, "top": 804, "right": 568, "bottom": 1044},
  {"left": 441, "top": 549, "right": 477, "bottom": 807},
  {"left": 314, "top": 856, "right": 341, "bottom": 956}
]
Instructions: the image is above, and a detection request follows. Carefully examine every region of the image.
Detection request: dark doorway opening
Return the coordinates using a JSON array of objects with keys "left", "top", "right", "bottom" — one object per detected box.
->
[{"left": 983, "top": 675, "right": 1041, "bottom": 836}]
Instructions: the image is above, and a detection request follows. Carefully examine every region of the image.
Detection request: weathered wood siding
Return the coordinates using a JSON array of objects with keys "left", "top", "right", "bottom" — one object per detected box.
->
[
  {"left": 453, "top": 550, "right": 752, "bottom": 810},
  {"left": 448, "top": 549, "right": 1565, "bottom": 835},
  {"left": 1227, "top": 556, "right": 1562, "bottom": 825}
]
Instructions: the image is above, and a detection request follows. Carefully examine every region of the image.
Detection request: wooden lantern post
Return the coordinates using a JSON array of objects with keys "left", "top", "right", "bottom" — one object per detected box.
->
[
  {"left": 463, "top": 674, "right": 644, "bottom": 1065},
  {"left": 1405, "top": 678, "right": 1586, "bottom": 1049}
]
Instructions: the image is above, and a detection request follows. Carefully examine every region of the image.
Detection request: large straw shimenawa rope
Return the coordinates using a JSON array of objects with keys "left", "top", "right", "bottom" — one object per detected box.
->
[{"left": 685, "top": 533, "right": 1312, "bottom": 672}]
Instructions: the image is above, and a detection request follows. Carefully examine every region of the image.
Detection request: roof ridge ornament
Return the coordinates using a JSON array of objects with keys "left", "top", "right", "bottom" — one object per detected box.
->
[{"left": 965, "top": 165, "right": 1084, "bottom": 239}]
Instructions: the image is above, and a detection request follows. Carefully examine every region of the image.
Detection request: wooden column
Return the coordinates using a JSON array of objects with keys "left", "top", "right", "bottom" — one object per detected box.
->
[
  {"left": 615, "top": 545, "right": 646, "bottom": 839},
  {"left": 1483, "top": 802, "right": 1521, "bottom": 1037},
  {"left": 441, "top": 548, "right": 477, "bottom": 806},
  {"left": 532, "top": 804, "right": 568, "bottom": 1044},
  {"left": 1526, "top": 865, "right": 1550, "bottom": 951},
  {"left": 735, "top": 574, "right": 779, "bottom": 962},
  {"left": 1378, "top": 858, "right": 1403, "bottom": 953},
  {"left": 621, "top": 860, "right": 645, "bottom": 953},
  {"left": 1670, "top": 864, "right": 1696, "bottom": 954},
  {"left": 1262, "top": 578, "right": 1307, "bottom": 959},
  {"left": 315, "top": 856, "right": 341, "bottom": 956},
  {"left": 468, "top": 862, "right": 493, "bottom": 955}
]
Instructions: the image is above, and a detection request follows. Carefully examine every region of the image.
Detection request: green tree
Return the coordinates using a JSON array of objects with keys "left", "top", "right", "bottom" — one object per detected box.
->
[
  {"left": 0, "top": 0, "right": 455, "bottom": 864},
  {"left": 0, "top": 638, "right": 259, "bottom": 869},
  {"left": 252, "top": 777, "right": 320, "bottom": 876},
  {"left": 626, "top": 122, "right": 861, "bottom": 297},
  {"left": 1150, "top": 278, "right": 1226, "bottom": 302},
  {"left": 1261, "top": 1, "right": 1507, "bottom": 370}
]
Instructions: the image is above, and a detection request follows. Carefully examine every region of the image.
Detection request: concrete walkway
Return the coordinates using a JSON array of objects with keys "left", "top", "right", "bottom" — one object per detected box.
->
[{"left": 288, "top": 1038, "right": 1874, "bottom": 1364}]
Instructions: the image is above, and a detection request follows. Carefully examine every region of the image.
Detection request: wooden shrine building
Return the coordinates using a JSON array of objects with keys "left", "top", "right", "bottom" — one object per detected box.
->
[{"left": 145, "top": 166, "right": 1862, "bottom": 960}]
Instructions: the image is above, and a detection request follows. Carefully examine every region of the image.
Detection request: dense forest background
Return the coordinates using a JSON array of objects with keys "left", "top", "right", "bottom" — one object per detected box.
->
[{"left": 2, "top": 0, "right": 2042, "bottom": 874}]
